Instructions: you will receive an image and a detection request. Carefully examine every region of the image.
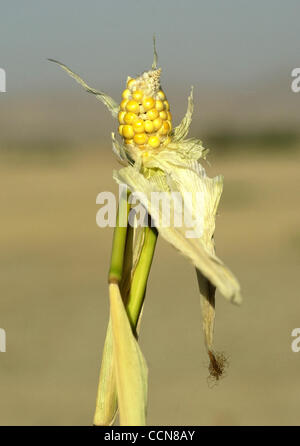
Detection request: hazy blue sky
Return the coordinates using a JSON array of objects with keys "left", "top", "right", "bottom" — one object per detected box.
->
[{"left": 1, "top": 0, "right": 300, "bottom": 94}]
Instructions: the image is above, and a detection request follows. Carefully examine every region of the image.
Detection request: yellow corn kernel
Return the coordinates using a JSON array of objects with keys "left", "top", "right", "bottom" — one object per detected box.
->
[
  {"left": 132, "top": 118, "right": 145, "bottom": 134},
  {"left": 125, "top": 139, "right": 133, "bottom": 145},
  {"left": 118, "top": 111, "right": 126, "bottom": 124},
  {"left": 148, "top": 135, "right": 161, "bottom": 149},
  {"left": 126, "top": 100, "right": 140, "bottom": 114},
  {"left": 155, "top": 100, "right": 164, "bottom": 112},
  {"left": 122, "top": 125, "right": 134, "bottom": 139},
  {"left": 127, "top": 78, "right": 136, "bottom": 90},
  {"left": 122, "top": 89, "right": 131, "bottom": 100},
  {"left": 144, "top": 120, "right": 154, "bottom": 133},
  {"left": 142, "top": 97, "right": 155, "bottom": 111},
  {"left": 153, "top": 117, "right": 163, "bottom": 131},
  {"left": 167, "top": 111, "right": 172, "bottom": 121},
  {"left": 118, "top": 125, "right": 124, "bottom": 135},
  {"left": 157, "top": 90, "right": 165, "bottom": 100},
  {"left": 163, "top": 100, "right": 170, "bottom": 111},
  {"left": 133, "top": 133, "right": 148, "bottom": 145},
  {"left": 159, "top": 120, "right": 171, "bottom": 135},
  {"left": 132, "top": 90, "right": 143, "bottom": 102},
  {"left": 124, "top": 112, "right": 137, "bottom": 125},
  {"left": 159, "top": 110, "right": 168, "bottom": 120},
  {"left": 120, "top": 99, "right": 128, "bottom": 110},
  {"left": 147, "top": 108, "right": 159, "bottom": 120}
]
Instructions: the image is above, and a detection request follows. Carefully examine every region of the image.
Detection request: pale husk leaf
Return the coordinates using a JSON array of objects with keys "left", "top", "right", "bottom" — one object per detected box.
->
[
  {"left": 48, "top": 59, "right": 119, "bottom": 117},
  {"left": 93, "top": 318, "right": 117, "bottom": 426},
  {"left": 93, "top": 221, "right": 145, "bottom": 426},
  {"left": 109, "top": 283, "right": 148, "bottom": 426},
  {"left": 114, "top": 161, "right": 241, "bottom": 304},
  {"left": 172, "top": 87, "right": 194, "bottom": 142}
]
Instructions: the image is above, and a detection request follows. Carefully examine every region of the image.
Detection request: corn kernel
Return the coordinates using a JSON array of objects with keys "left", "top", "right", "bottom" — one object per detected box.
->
[
  {"left": 159, "top": 110, "right": 168, "bottom": 120},
  {"left": 157, "top": 90, "right": 165, "bottom": 100},
  {"left": 144, "top": 120, "right": 154, "bottom": 133},
  {"left": 127, "top": 79, "right": 136, "bottom": 89},
  {"left": 122, "top": 125, "right": 134, "bottom": 139},
  {"left": 153, "top": 117, "right": 163, "bottom": 131},
  {"left": 118, "top": 125, "right": 124, "bottom": 135},
  {"left": 124, "top": 112, "right": 137, "bottom": 125},
  {"left": 155, "top": 100, "right": 164, "bottom": 112},
  {"left": 120, "top": 99, "right": 128, "bottom": 110},
  {"left": 142, "top": 97, "right": 155, "bottom": 111},
  {"left": 132, "top": 90, "right": 143, "bottom": 102},
  {"left": 148, "top": 135, "right": 161, "bottom": 149},
  {"left": 132, "top": 118, "right": 145, "bottom": 134},
  {"left": 126, "top": 100, "right": 140, "bottom": 114},
  {"left": 163, "top": 100, "right": 170, "bottom": 111},
  {"left": 167, "top": 111, "right": 172, "bottom": 121},
  {"left": 147, "top": 108, "right": 159, "bottom": 120},
  {"left": 118, "top": 111, "right": 126, "bottom": 124},
  {"left": 122, "top": 89, "right": 131, "bottom": 100},
  {"left": 125, "top": 139, "right": 133, "bottom": 145},
  {"left": 159, "top": 120, "right": 171, "bottom": 135},
  {"left": 133, "top": 133, "right": 148, "bottom": 145}
]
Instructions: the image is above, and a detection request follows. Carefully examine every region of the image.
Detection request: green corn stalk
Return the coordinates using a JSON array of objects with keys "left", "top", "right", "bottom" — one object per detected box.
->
[{"left": 93, "top": 192, "right": 157, "bottom": 426}]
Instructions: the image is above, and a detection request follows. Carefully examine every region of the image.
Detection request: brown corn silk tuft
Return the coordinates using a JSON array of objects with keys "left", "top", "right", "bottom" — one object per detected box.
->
[{"left": 208, "top": 350, "right": 229, "bottom": 383}]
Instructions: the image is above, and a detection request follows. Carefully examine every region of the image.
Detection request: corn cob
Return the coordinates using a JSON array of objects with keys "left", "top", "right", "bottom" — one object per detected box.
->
[{"left": 118, "top": 69, "right": 172, "bottom": 152}]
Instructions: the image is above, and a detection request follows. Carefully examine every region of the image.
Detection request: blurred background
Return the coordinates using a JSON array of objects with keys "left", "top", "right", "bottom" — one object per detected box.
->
[{"left": 1, "top": 0, "right": 300, "bottom": 425}]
